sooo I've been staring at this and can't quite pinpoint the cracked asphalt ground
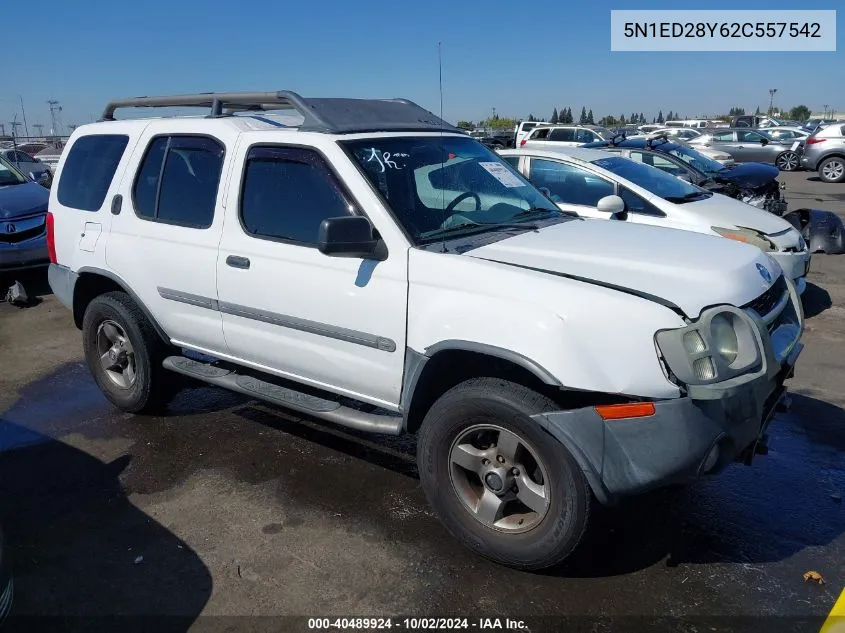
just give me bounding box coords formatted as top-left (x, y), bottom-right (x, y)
top-left (1, 172), bottom-right (843, 633)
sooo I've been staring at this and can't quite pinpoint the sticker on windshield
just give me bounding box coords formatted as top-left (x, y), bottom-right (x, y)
top-left (790, 141), bottom-right (800, 151)
top-left (478, 162), bottom-right (525, 188)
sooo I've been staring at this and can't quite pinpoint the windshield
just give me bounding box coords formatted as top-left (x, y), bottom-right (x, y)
top-left (665, 144), bottom-right (725, 178)
top-left (0, 154), bottom-right (27, 186)
top-left (342, 136), bottom-right (563, 244)
top-left (590, 155), bottom-right (711, 202)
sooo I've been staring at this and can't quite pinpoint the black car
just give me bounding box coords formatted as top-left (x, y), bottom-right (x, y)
top-left (582, 135), bottom-right (845, 254)
top-left (582, 135), bottom-right (788, 215)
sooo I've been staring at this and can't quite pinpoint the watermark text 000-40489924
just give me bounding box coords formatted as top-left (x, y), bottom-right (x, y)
top-left (610, 10), bottom-right (836, 51)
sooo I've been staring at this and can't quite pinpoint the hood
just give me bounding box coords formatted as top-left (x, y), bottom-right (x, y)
top-left (715, 163), bottom-right (779, 189)
top-left (683, 193), bottom-right (794, 235)
top-left (465, 220), bottom-right (781, 318)
top-left (0, 182), bottom-right (49, 219)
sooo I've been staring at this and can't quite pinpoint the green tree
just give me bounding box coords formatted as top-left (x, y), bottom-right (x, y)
top-left (456, 120), bottom-right (474, 130)
top-left (579, 106), bottom-right (587, 124)
top-left (728, 107), bottom-right (746, 117)
top-left (789, 105), bottom-right (811, 121)
top-left (755, 105), bottom-right (761, 115)
top-left (564, 107), bottom-right (573, 123)
top-left (587, 109), bottom-right (594, 124)
top-left (619, 114), bottom-right (626, 125)
top-left (657, 110), bottom-right (664, 123)
top-left (480, 116), bottom-right (518, 130)
top-left (551, 108), bottom-right (559, 124)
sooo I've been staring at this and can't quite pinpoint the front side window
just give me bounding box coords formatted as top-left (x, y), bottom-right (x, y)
top-left (591, 156), bottom-right (711, 203)
top-left (342, 136), bottom-right (562, 244)
top-left (711, 131), bottom-right (734, 142)
top-left (574, 129), bottom-right (596, 143)
top-left (529, 158), bottom-right (614, 206)
top-left (57, 134), bottom-right (129, 211)
top-left (737, 130), bottom-right (765, 143)
top-left (240, 146), bottom-right (353, 244)
top-left (132, 135), bottom-right (224, 228)
top-left (619, 187), bottom-right (665, 216)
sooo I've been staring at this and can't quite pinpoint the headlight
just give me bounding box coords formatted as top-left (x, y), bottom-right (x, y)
top-left (710, 314), bottom-right (738, 364)
top-left (712, 226), bottom-right (777, 252)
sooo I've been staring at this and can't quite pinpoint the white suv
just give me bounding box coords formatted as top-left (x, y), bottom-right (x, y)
top-left (47, 91), bottom-right (804, 570)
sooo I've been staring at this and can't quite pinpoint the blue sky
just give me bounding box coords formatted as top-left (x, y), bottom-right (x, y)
top-left (3, 0), bottom-right (842, 134)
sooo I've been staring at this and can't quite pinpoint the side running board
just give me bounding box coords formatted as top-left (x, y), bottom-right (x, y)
top-left (163, 356), bottom-right (403, 435)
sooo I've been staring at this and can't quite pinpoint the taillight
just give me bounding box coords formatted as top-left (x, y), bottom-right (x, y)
top-left (46, 211), bottom-right (57, 263)
top-left (806, 137), bottom-right (827, 145)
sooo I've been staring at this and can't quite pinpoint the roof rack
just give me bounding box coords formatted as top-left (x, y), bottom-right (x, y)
top-left (100, 90), bottom-right (460, 135)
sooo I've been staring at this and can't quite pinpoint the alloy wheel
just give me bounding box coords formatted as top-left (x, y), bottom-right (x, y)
top-left (96, 320), bottom-right (137, 389)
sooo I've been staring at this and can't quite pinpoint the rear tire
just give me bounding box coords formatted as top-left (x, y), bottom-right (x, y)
top-left (82, 291), bottom-right (177, 414)
top-left (775, 151), bottom-right (799, 171)
top-left (819, 157), bottom-right (845, 183)
top-left (416, 378), bottom-right (591, 570)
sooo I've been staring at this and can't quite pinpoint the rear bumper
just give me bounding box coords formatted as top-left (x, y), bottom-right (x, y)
top-left (533, 343), bottom-right (801, 503)
top-left (0, 239), bottom-right (48, 270)
top-left (48, 263), bottom-right (78, 310)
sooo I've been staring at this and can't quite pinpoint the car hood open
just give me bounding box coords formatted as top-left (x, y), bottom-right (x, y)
top-left (465, 219), bottom-right (780, 318)
top-left (714, 163), bottom-right (780, 189)
top-left (0, 182), bottom-right (49, 219)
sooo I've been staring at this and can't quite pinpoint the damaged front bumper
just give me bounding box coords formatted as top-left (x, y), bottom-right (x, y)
top-left (532, 277), bottom-right (804, 505)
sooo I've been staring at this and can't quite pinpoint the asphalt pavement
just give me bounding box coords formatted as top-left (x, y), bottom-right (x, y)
top-left (0, 171), bottom-right (844, 633)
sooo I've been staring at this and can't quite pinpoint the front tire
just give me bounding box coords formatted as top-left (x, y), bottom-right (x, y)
top-left (416, 378), bottom-right (591, 570)
top-left (819, 157), bottom-right (845, 183)
top-left (82, 291), bottom-right (175, 414)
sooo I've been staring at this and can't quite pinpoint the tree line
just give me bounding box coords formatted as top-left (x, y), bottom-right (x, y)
top-left (455, 104), bottom-right (814, 132)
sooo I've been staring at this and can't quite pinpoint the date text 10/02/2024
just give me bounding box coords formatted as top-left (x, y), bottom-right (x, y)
top-left (307, 618), bottom-right (528, 630)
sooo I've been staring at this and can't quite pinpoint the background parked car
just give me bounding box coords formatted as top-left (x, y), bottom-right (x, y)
top-left (582, 136), bottom-right (788, 215)
top-left (0, 154), bottom-right (51, 271)
top-left (521, 124), bottom-right (612, 147)
top-left (0, 148), bottom-right (52, 183)
top-left (689, 128), bottom-right (801, 171)
top-left (514, 120), bottom-right (550, 147)
top-left (800, 122), bottom-right (845, 183)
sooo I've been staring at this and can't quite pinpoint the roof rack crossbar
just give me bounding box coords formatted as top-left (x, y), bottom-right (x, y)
top-left (99, 91), bottom-right (459, 135)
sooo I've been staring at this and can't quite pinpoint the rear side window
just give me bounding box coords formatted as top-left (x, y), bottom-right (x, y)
top-left (132, 135), bottom-right (224, 228)
top-left (711, 131), bottom-right (734, 142)
top-left (240, 146), bottom-right (353, 245)
top-left (57, 135), bottom-right (129, 211)
top-left (549, 128), bottom-right (575, 142)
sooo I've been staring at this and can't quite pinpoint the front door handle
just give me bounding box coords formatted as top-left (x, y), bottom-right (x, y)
top-left (226, 255), bottom-right (250, 269)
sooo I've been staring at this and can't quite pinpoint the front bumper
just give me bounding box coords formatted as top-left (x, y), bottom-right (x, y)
top-left (0, 239), bottom-right (49, 271)
top-left (769, 250), bottom-right (810, 295)
top-left (533, 278), bottom-right (804, 504)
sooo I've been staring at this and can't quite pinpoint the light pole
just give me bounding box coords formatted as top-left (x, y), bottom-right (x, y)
top-left (823, 104), bottom-right (829, 118)
top-left (768, 89), bottom-right (777, 115)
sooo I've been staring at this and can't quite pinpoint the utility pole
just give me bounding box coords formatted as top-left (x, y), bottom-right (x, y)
top-left (47, 99), bottom-right (63, 136)
top-left (33, 123), bottom-right (44, 137)
top-left (824, 104), bottom-right (829, 118)
top-left (0, 123), bottom-right (5, 136)
top-left (19, 95), bottom-right (30, 138)
top-left (768, 89), bottom-right (777, 115)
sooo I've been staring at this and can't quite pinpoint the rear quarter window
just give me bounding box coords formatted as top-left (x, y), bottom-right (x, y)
top-left (57, 135), bottom-right (129, 211)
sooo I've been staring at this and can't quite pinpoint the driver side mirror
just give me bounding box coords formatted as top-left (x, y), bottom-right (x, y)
top-left (760, 137), bottom-right (769, 145)
top-left (317, 216), bottom-right (387, 261)
top-left (30, 171), bottom-right (50, 187)
top-left (596, 195), bottom-right (627, 219)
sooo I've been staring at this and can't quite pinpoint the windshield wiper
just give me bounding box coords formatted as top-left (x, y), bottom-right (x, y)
top-left (665, 191), bottom-right (710, 203)
top-left (422, 220), bottom-right (539, 241)
top-left (513, 206), bottom-right (576, 219)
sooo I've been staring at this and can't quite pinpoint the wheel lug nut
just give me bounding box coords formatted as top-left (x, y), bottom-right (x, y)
top-left (511, 467), bottom-right (519, 476)
top-left (481, 458), bottom-right (490, 466)
top-left (496, 455), bottom-right (505, 464)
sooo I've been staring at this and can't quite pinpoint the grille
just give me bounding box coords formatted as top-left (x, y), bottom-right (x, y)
top-left (742, 275), bottom-right (787, 318)
top-left (0, 215), bottom-right (46, 244)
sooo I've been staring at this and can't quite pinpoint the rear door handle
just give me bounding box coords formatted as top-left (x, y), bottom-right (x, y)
top-left (226, 255), bottom-right (250, 269)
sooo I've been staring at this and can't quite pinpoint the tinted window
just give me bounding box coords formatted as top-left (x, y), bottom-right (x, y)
top-left (591, 156), bottom-right (709, 203)
top-left (57, 135), bottom-right (129, 211)
top-left (737, 130), bottom-right (765, 142)
top-left (241, 146), bottom-right (352, 244)
top-left (132, 136), bottom-right (224, 228)
top-left (619, 187), bottom-right (665, 216)
top-left (530, 128), bottom-right (551, 140)
top-left (549, 128), bottom-right (575, 142)
top-left (629, 151), bottom-right (686, 176)
top-left (529, 158), bottom-right (614, 206)
top-left (501, 155), bottom-right (520, 169)
top-left (711, 131), bottom-right (734, 142)
top-left (574, 129), bottom-right (596, 143)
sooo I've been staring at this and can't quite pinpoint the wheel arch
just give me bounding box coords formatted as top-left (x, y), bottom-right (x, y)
top-left (73, 267), bottom-right (170, 344)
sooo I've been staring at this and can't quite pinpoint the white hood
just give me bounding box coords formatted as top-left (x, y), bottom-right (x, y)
top-left (687, 193), bottom-right (798, 237)
top-left (465, 219), bottom-right (781, 317)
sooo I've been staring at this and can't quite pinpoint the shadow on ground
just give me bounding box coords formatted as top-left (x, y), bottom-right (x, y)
top-left (0, 420), bottom-right (212, 632)
top-left (802, 282), bottom-right (833, 318)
